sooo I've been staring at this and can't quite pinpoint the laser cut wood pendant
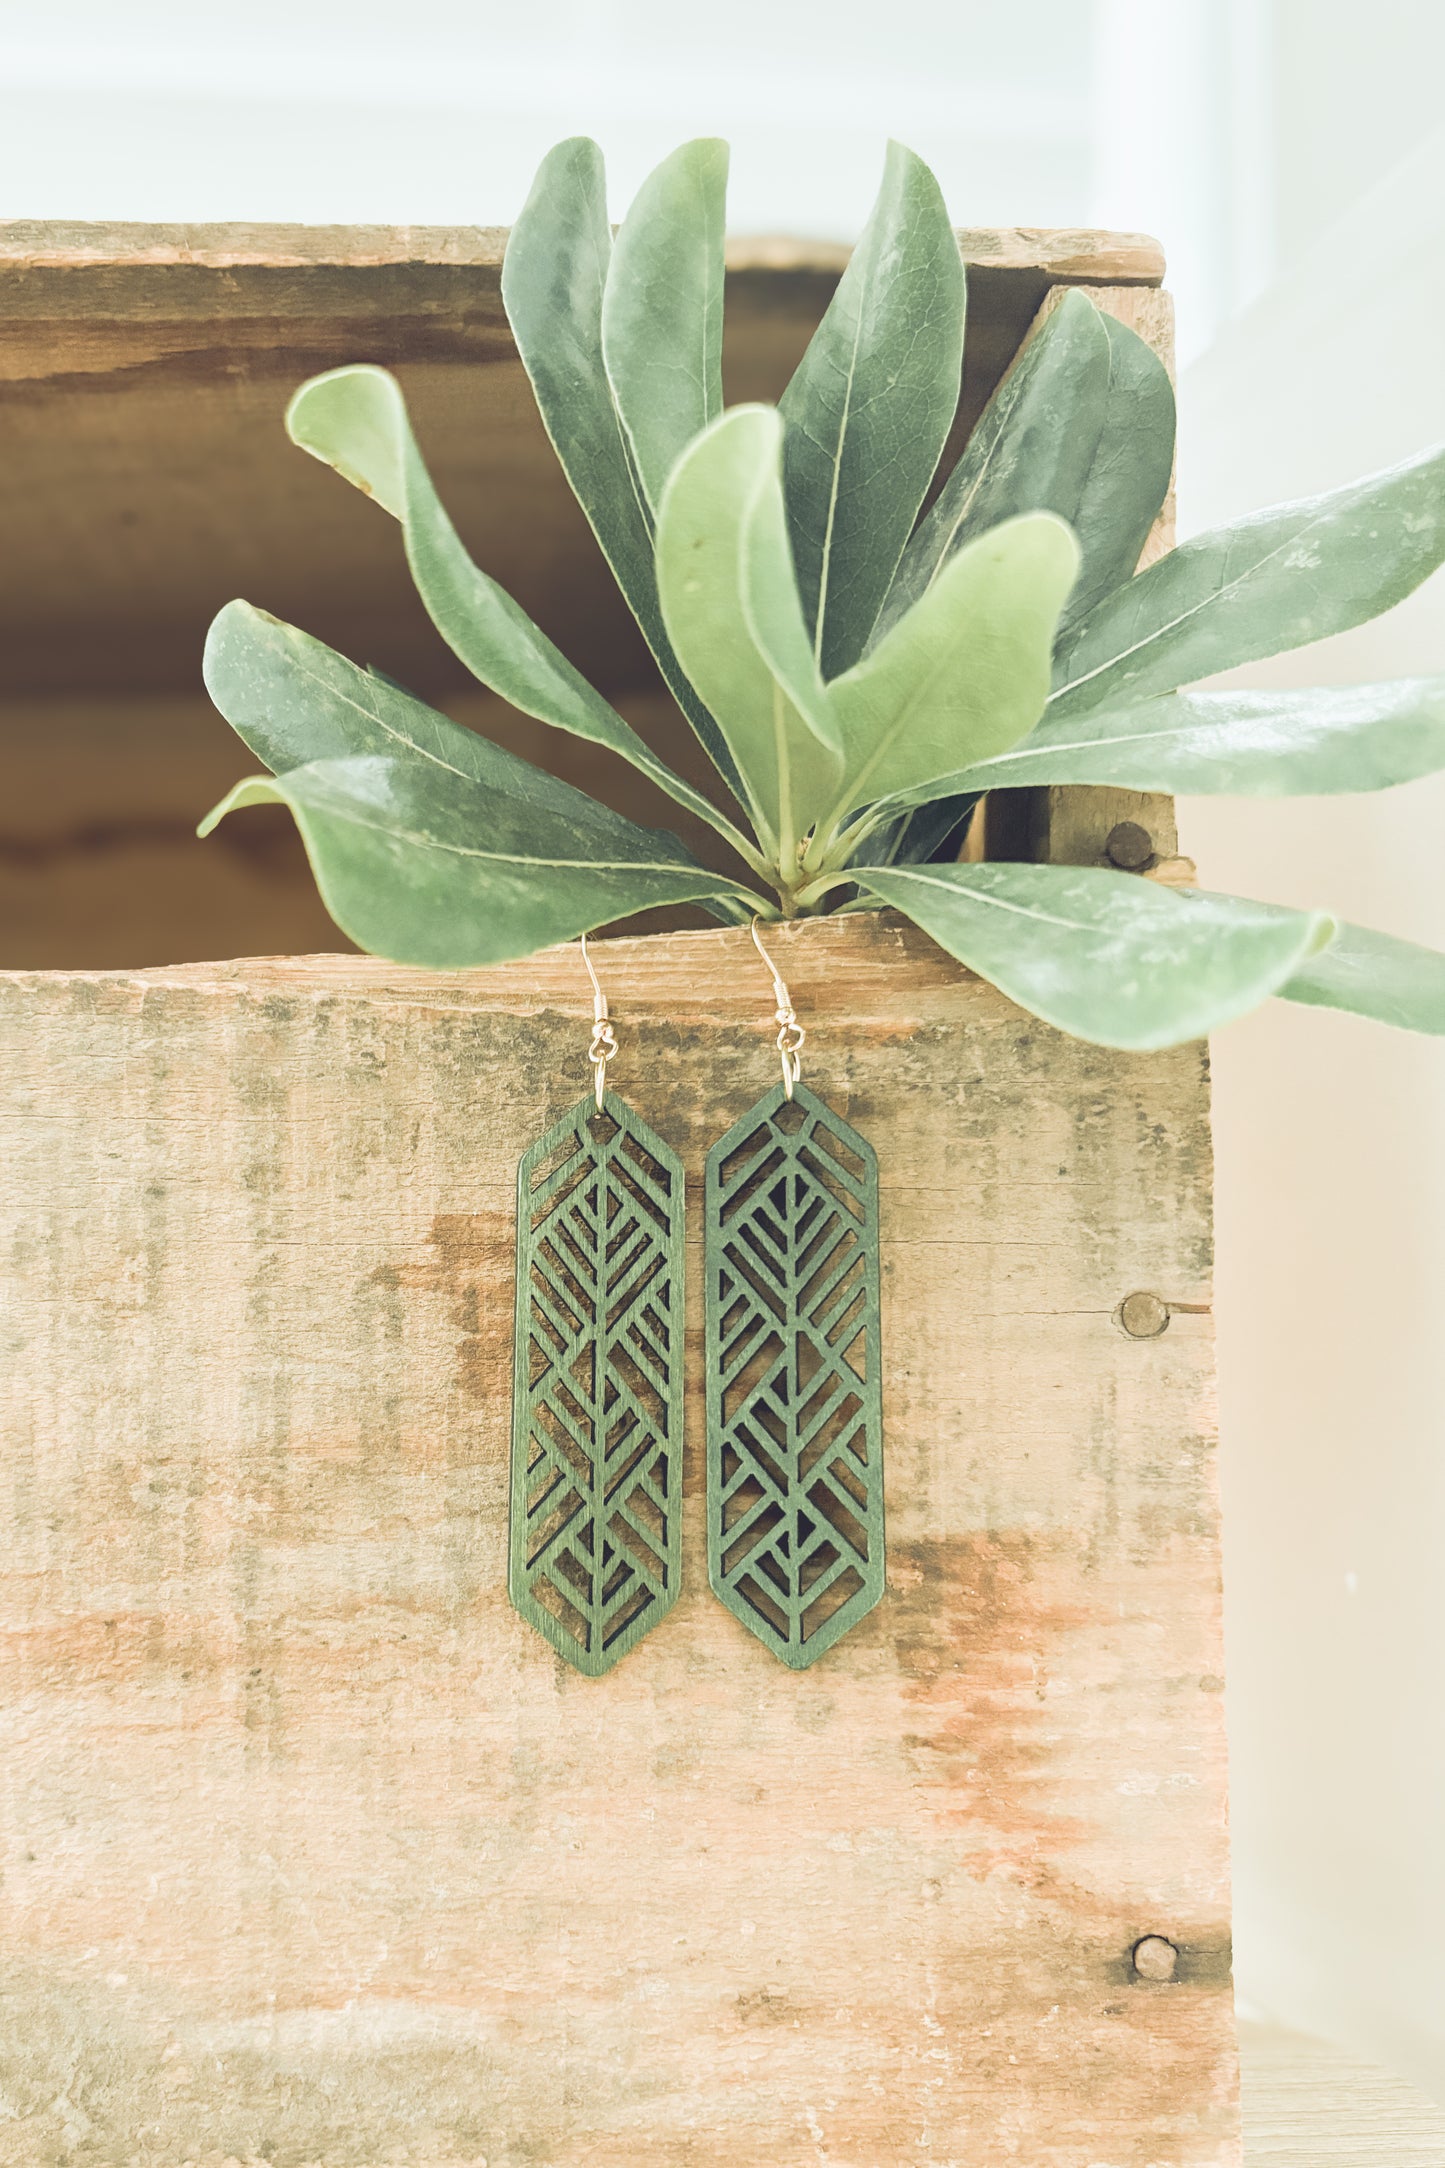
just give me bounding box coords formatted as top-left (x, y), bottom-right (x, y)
top-left (705, 1080), bottom-right (885, 1668)
top-left (510, 1091), bottom-right (685, 1676)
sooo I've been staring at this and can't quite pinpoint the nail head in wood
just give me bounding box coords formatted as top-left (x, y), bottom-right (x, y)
top-left (1105, 820), bottom-right (1156, 871)
top-left (1132, 1935), bottom-right (1179, 1982)
top-left (1119, 1291), bottom-right (1170, 1339)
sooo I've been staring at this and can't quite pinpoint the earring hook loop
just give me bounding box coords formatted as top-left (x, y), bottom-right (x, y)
top-left (749, 919), bottom-right (804, 1099)
top-left (580, 931), bottom-right (618, 1113)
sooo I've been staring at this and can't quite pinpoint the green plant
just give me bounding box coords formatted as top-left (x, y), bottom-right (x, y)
top-left (201, 137), bottom-right (1445, 1051)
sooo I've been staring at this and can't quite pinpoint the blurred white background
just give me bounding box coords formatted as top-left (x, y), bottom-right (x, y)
top-left (3, 0), bottom-right (1442, 2100)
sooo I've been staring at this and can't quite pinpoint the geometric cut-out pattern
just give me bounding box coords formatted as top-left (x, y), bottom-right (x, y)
top-left (704, 1080), bottom-right (884, 1668)
top-left (510, 1092), bottom-right (685, 1676)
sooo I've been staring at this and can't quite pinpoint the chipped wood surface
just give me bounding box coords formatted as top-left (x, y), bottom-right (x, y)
top-left (0, 913), bottom-right (1235, 2165)
top-left (0, 220), bottom-right (1164, 284)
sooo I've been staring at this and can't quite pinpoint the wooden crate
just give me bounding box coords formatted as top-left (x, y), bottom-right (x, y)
top-left (0, 919), bottom-right (1232, 2167)
top-left (0, 224), bottom-right (1234, 2165)
top-left (0, 221), bottom-right (1173, 968)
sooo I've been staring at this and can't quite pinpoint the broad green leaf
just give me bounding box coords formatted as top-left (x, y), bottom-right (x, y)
top-left (819, 513), bottom-right (1079, 833)
top-left (854, 862), bottom-right (1333, 1050)
top-left (875, 290), bottom-right (1111, 640)
top-left (907, 676), bottom-right (1445, 801)
top-left (204, 600), bottom-right (649, 830)
top-left (200, 755), bottom-right (761, 968)
top-left (601, 138), bottom-right (727, 511)
top-left (1052, 441), bottom-right (1445, 721)
top-left (501, 137), bottom-right (743, 794)
top-left (656, 407), bottom-right (841, 853)
top-left (779, 140), bottom-right (966, 679)
top-left (904, 795), bottom-right (983, 862)
top-left (857, 791), bottom-right (983, 870)
top-left (285, 366), bottom-right (757, 863)
top-left (1057, 309), bottom-right (1176, 628)
top-left (1281, 920), bottom-right (1445, 1033)
top-left (202, 600), bottom-right (755, 930)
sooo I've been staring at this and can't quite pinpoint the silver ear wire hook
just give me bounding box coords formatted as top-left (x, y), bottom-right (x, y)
top-left (749, 919), bottom-right (804, 1099)
top-left (580, 932), bottom-right (618, 1112)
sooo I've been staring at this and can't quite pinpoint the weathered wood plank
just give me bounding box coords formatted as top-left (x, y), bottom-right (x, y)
top-left (0, 913), bottom-right (1234, 2165)
top-left (0, 221), bottom-right (1164, 286)
top-left (0, 687), bottom-right (731, 971)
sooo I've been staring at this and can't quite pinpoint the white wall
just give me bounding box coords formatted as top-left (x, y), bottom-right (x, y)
top-left (1181, 121), bottom-right (1445, 2099)
top-left (1090, 0), bottom-right (1276, 362)
top-left (0, 3), bottom-right (1093, 234)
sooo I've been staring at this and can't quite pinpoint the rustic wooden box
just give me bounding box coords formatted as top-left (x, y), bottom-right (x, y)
top-left (0, 225), bottom-right (1235, 2166)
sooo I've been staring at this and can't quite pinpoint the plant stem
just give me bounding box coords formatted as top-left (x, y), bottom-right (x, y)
top-left (794, 800), bottom-right (887, 887)
top-left (789, 868), bottom-right (861, 912)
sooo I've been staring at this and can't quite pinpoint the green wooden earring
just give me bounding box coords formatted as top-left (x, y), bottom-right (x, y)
top-left (704, 926), bottom-right (885, 1669)
top-left (509, 937), bottom-right (685, 1676)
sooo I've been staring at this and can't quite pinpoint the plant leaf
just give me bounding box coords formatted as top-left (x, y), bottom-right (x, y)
top-left (601, 138), bottom-right (728, 511)
top-left (203, 601), bottom-right (753, 931)
top-left (873, 793), bottom-right (983, 865)
top-left (874, 289), bottom-right (1111, 641)
top-left (1051, 441), bottom-right (1445, 722)
top-left (285, 365), bottom-right (757, 862)
top-left (200, 755), bottom-right (761, 968)
top-left (656, 406), bottom-right (841, 852)
top-left (204, 599), bottom-right (645, 822)
top-left (908, 676), bottom-right (1445, 801)
top-left (853, 861), bottom-right (1333, 1050)
top-left (821, 513), bottom-right (1079, 828)
top-left (779, 139), bottom-right (966, 680)
top-left (1057, 307), bottom-right (1176, 627)
top-left (1281, 920), bottom-right (1445, 1033)
top-left (501, 136), bottom-right (744, 795)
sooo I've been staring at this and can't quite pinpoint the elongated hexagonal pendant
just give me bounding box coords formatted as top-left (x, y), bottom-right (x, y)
top-left (510, 1092), bottom-right (685, 1676)
top-left (705, 1080), bottom-right (885, 1668)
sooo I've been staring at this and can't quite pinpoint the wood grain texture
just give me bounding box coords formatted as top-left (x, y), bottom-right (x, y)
top-left (0, 687), bottom-right (732, 972)
top-left (0, 220), bottom-right (1165, 284)
top-left (1240, 2025), bottom-right (1445, 2164)
top-left (0, 913), bottom-right (1235, 2165)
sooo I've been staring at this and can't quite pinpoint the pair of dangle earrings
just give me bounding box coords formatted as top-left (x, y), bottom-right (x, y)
top-left (509, 925), bottom-right (884, 1678)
